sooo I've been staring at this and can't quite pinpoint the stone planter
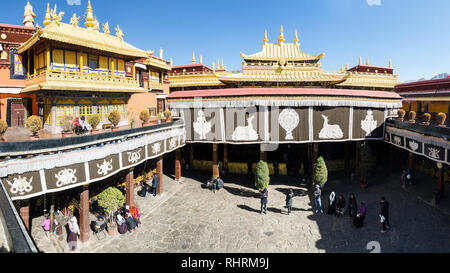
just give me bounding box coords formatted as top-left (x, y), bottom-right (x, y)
top-left (149, 120), bottom-right (158, 125)
top-left (29, 135), bottom-right (40, 140)
top-left (61, 132), bottom-right (73, 138)
top-left (107, 224), bottom-right (118, 236)
top-left (165, 118), bottom-right (173, 122)
top-left (90, 129), bottom-right (100, 135)
top-left (111, 127), bottom-right (120, 132)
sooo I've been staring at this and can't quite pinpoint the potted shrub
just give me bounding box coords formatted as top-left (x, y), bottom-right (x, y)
top-left (408, 111), bottom-right (416, 123)
top-left (108, 110), bottom-right (121, 132)
top-left (312, 156), bottom-right (328, 189)
top-left (422, 113), bottom-right (431, 125)
top-left (87, 114), bottom-right (100, 134)
top-left (359, 142), bottom-right (376, 188)
top-left (25, 115), bottom-right (43, 140)
top-left (0, 120), bottom-right (8, 142)
top-left (437, 112), bottom-right (447, 127)
top-left (60, 116), bottom-right (74, 138)
top-left (157, 112), bottom-right (164, 124)
top-left (96, 187), bottom-right (125, 236)
top-left (164, 109), bottom-right (172, 122)
top-left (397, 109), bottom-right (405, 121)
top-left (255, 160), bottom-right (270, 191)
top-left (139, 109), bottom-right (150, 127)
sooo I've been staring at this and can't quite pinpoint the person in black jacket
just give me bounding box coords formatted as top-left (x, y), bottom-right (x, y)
top-left (285, 189), bottom-right (294, 215)
top-left (336, 194), bottom-right (346, 217)
top-left (380, 197), bottom-right (390, 232)
top-left (152, 173), bottom-right (159, 197)
top-left (260, 188), bottom-right (268, 214)
top-left (348, 193), bottom-right (358, 219)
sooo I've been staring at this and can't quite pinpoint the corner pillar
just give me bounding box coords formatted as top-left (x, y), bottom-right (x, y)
top-left (126, 168), bottom-right (135, 207)
top-left (212, 144), bottom-right (219, 178)
top-left (19, 201), bottom-right (30, 231)
top-left (175, 149), bottom-right (181, 181)
top-left (79, 185), bottom-right (90, 242)
top-left (157, 157), bottom-right (163, 194)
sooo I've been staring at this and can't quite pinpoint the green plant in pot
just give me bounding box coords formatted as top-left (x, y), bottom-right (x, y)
top-left (164, 109), bottom-right (172, 121)
top-left (108, 110), bottom-right (121, 131)
top-left (437, 112), bottom-right (447, 127)
top-left (408, 111), bottom-right (416, 123)
top-left (397, 109), bottom-right (405, 121)
top-left (312, 156), bottom-right (328, 188)
top-left (422, 113), bottom-right (431, 125)
top-left (359, 142), bottom-right (376, 188)
top-left (157, 112), bottom-right (164, 124)
top-left (61, 116), bottom-right (74, 138)
top-left (97, 187), bottom-right (125, 235)
top-left (0, 120), bottom-right (8, 142)
top-left (139, 109), bottom-right (150, 126)
top-left (255, 160), bottom-right (270, 191)
top-left (87, 114), bottom-right (100, 134)
top-left (25, 115), bottom-right (43, 140)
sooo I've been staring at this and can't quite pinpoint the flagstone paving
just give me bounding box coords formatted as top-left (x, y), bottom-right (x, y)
top-left (71, 169), bottom-right (450, 253)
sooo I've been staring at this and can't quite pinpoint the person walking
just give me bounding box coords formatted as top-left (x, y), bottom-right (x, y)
top-left (353, 202), bottom-right (366, 228)
top-left (67, 216), bottom-right (79, 251)
top-left (260, 188), bottom-right (268, 214)
top-left (314, 185), bottom-right (323, 214)
top-left (348, 193), bottom-right (358, 219)
top-left (152, 173), bottom-right (159, 197)
top-left (285, 189), bottom-right (294, 215)
top-left (380, 196), bottom-right (390, 232)
top-left (336, 194), bottom-right (346, 217)
top-left (327, 192), bottom-right (336, 215)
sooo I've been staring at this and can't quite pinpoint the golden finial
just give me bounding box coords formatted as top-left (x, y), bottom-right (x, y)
top-left (389, 59), bottom-right (392, 68)
top-left (50, 4), bottom-right (64, 25)
top-left (23, 1), bottom-right (36, 27)
top-left (159, 48), bottom-right (163, 59)
top-left (115, 25), bottom-right (124, 41)
top-left (43, 3), bottom-right (51, 26)
top-left (263, 30), bottom-right (268, 45)
top-left (217, 59), bottom-right (220, 69)
top-left (212, 62), bottom-right (215, 70)
top-left (199, 55), bottom-right (203, 64)
top-left (70, 13), bottom-right (80, 27)
top-left (221, 59), bottom-right (224, 69)
top-left (170, 58), bottom-right (173, 66)
top-left (93, 17), bottom-right (100, 31)
top-left (341, 64), bottom-right (344, 73)
top-left (359, 56), bottom-right (362, 65)
top-left (278, 24), bottom-right (285, 43)
top-left (192, 51), bottom-right (196, 64)
top-left (102, 21), bottom-right (110, 35)
top-left (345, 64), bottom-right (348, 70)
top-left (366, 56), bottom-right (370, 65)
top-left (294, 30), bottom-right (299, 45)
top-left (85, 0), bottom-right (96, 29)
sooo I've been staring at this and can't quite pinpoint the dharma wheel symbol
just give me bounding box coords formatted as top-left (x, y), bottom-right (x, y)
top-left (279, 108), bottom-right (299, 140)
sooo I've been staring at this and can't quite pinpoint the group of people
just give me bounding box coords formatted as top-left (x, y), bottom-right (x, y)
top-left (205, 177), bottom-right (224, 193)
top-left (314, 184), bottom-right (390, 232)
top-left (138, 173), bottom-right (159, 197)
top-left (114, 205), bottom-right (142, 234)
top-left (73, 116), bottom-right (90, 135)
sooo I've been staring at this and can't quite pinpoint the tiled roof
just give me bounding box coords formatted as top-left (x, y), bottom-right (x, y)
top-left (242, 42), bottom-right (321, 61)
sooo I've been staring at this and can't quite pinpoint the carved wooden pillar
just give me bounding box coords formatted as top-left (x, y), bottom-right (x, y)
top-left (79, 185), bottom-right (90, 242)
top-left (437, 163), bottom-right (443, 192)
top-left (50, 193), bottom-right (55, 231)
top-left (175, 149), bottom-right (181, 181)
top-left (355, 142), bottom-right (361, 177)
top-left (189, 144), bottom-right (194, 170)
top-left (19, 201), bottom-right (30, 231)
top-left (212, 144), bottom-right (219, 178)
top-left (126, 168), bottom-right (134, 207)
top-left (223, 144), bottom-right (228, 174)
top-left (156, 157), bottom-right (163, 194)
top-left (344, 142), bottom-right (350, 174)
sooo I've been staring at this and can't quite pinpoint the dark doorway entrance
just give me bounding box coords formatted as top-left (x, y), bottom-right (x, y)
top-left (7, 98), bottom-right (31, 127)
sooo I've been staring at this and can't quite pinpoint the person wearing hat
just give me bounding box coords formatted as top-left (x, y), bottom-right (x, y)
top-left (327, 192), bottom-right (336, 215)
top-left (314, 185), bottom-right (323, 214)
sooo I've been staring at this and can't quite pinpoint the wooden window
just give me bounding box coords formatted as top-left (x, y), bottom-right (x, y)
top-left (65, 50), bottom-right (77, 72)
top-left (88, 54), bottom-right (99, 71)
top-left (99, 56), bottom-right (108, 75)
top-left (44, 104), bottom-right (52, 125)
top-left (13, 54), bottom-right (24, 75)
top-left (79, 105), bottom-right (94, 120)
top-left (55, 105), bottom-right (75, 125)
top-left (52, 49), bottom-right (64, 70)
top-left (97, 104), bottom-right (110, 122)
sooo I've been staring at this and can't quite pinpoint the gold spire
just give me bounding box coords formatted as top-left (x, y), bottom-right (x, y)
top-left (43, 3), bottom-right (51, 26)
top-left (23, 1), bottom-right (36, 27)
top-left (85, 0), bottom-right (96, 29)
top-left (159, 48), bottom-right (163, 59)
top-left (278, 24), bottom-right (285, 43)
top-left (221, 59), bottom-right (224, 69)
top-left (217, 59), bottom-right (220, 69)
top-left (366, 56), bottom-right (370, 65)
top-left (263, 30), bottom-right (268, 45)
top-left (212, 62), bottom-right (215, 70)
top-left (199, 55), bottom-right (203, 64)
top-left (359, 56), bottom-right (362, 65)
top-left (170, 58), bottom-right (173, 66)
top-left (192, 51), bottom-right (196, 64)
top-left (345, 63), bottom-right (349, 70)
top-left (341, 64), bottom-right (344, 73)
top-left (389, 59), bottom-right (392, 68)
top-left (294, 30), bottom-right (299, 45)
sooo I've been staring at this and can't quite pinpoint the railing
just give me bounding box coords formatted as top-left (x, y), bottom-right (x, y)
top-left (386, 119), bottom-right (450, 140)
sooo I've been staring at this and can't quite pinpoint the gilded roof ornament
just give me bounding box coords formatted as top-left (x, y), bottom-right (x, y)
top-left (199, 55), bottom-right (203, 64)
top-left (43, 3), bottom-right (52, 26)
top-left (159, 48), bottom-right (163, 59)
top-left (23, 1), bottom-right (36, 27)
top-left (93, 17), bottom-right (100, 31)
top-left (85, 0), bottom-right (96, 29)
top-left (115, 25), bottom-right (124, 41)
top-left (263, 30), bottom-right (268, 45)
top-left (192, 51), bottom-right (196, 64)
top-left (70, 13), bottom-right (80, 27)
top-left (50, 4), bottom-right (64, 26)
top-left (103, 21), bottom-right (110, 35)
top-left (366, 56), bottom-right (370, 65)
top-left (294, 30), bottom-right (299, 46)
top-left (278, 25), bottom-right (285, 43)
top-left (359, 56), bottom-right (362, 65)
top-left (389, 59), bottom-right (392, 68)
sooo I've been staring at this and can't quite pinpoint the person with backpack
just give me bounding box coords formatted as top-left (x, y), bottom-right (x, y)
top-left (380, 197), bottom-right (390, 232)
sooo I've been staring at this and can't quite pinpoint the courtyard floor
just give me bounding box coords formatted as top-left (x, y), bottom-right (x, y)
top-left (56, 168), bottom-right (450, 253)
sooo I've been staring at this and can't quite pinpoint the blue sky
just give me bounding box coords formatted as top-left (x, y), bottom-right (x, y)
top-left (3, 0), bottom-right (449, 82)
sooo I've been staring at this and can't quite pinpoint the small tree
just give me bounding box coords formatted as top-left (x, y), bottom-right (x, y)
top-left (408, 111), bottom-right (416, 122)
top-left (97, 187), bottom-right (125, 226)
top-left (108, 110), bottom-right (121, 128)
top-left (359, 142), bottom-right (376, 185)
top-left (61, 116), bottom-right (74, 133)
top-left (164, 109), bottom-right (172, 120)
top-left (397, 109), bottom-right (405, 120)
top-left (255, 160), bottom-right (270, 190)
top-left (25, 115), bottom-right (43, 136)
top-left (423, 113), bottom-right (431, 124)
top-left (87, 114), bottom-right (100, 130)
top-left (0, 119), bottom-right (8, 139)
top-left (312, 156), bottom-right (328, 188)
top-left (437, 112), bottom-right (447, 126)
top-left (139, 109), bottom-right (150, 123)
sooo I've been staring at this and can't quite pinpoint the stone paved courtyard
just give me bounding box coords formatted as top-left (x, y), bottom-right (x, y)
top-left (69, 169), bottom-right (450, 253)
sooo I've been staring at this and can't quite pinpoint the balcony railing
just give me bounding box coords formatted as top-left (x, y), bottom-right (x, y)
top-left (386, 119), bottom-right (450, 140)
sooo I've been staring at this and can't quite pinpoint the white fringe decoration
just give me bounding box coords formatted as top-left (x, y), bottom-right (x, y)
top-left (386, 126), bottom-right (450, 149)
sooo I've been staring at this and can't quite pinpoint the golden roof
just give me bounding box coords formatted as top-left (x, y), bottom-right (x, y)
top-left (217, 71), bottom-right (346, 83)
top-left (241, 42), bottom-right (324, 62)
top-left (18, 21), bottom-right (147, 58)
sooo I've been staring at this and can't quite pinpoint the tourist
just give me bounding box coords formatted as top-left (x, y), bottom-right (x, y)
top-left (354, 202), bottom-right (366, 228)
top-left (130, 206), bottom-right (141, 227)
top-left (116, 214), bottom-right (128, 234)
top-left (139, 181), bottom-right (148, 197)
top-left (260, 188), bottom-right (268, 214)
top-left (212, 177), bottom-right (218, 193)
top-left (73, 117), bottom-right (83, 135)
top-left (80, 116), bottom-right (90, 133)
top-left (336, 194), bottom-right (346, 217)
top-left (314, 185), bottom-right (323, 214)
top-left (41, 213), bottom-right (58, 234)
top-left (327, 192), bottom-right (336, 215)
top-left (348, 193), bottom-right (358, 219)
top-left (125, 212), bottom-right (137, 232)
top-left (152, 173), bottom-right (159, 197)
top-left (380, 197), bottom-right (390, 232)
top-left (285, 189), bottom-right (294, 215)
top-left (67, 216), bottom-right (79, 251)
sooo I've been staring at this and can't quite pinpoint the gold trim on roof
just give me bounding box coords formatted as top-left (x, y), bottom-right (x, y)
top-left (241, 42), bottom-right (323, 62)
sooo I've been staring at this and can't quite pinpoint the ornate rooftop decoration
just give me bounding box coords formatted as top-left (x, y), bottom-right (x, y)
top-left (103, 21), bottom-right (110, 35)
top-left (70, 13), bottom-right (80, 27)
top-left (43, 3), bottom-right (52, 27)
top-left (93, 17), bottom-right (100, 32)
top-left (50, 4), bottom-right (64, 25)
top-left (115, 25), bottom-right (124, 41)
top-left (23, 1), bottom-right (36, 27)
top-left (84, 0), bottom-right (96, 29)
top-left (278, 25), bottom-right (285, 43)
